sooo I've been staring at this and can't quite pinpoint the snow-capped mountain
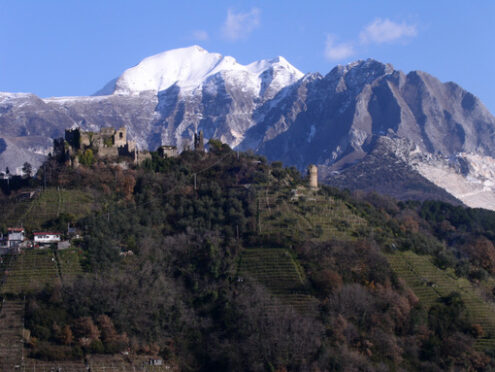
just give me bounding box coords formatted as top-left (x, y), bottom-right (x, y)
top-left (2, 46), bottom-right (495, 209)
top-left (0, 46), bottom-right (304, 171)
top-left (104, 45), bottom-right (303, 149)
top-left (112, 45), bottom-right (303, 97)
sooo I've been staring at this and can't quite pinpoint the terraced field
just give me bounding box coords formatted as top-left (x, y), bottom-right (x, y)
top-left (238, 248), bottom-right (318, 315)
top-left (246, 187), bottom-right (368, 315)
top-left (386, 250), bottom-right (495, 350)
top-left (386, 252), bottom-right (442, 308)
top-left (257, 188), bottom-right (366, 241)
top-left (1, 250), bottom-right (60, 295)
top-left (0, 198), bottom-right (33, 227)
top-left (302, 198), bottom-right (367, 240)
top-left (22, 188), bottom-right (96, 229)
top-left (24, 359), bottom-right (88, 371)
top-left (1, 248), bottom-right (85, 295)
top-left (0, 254), bottom-right (14, 287)
top-left (23, 356), bottom-right (176, 371)
top-left (0, 300), bottom-right (24, 371)
top-left (0, 187), bottom-right (97, 230)
top-left (57, 248), bottom-right (84, 282)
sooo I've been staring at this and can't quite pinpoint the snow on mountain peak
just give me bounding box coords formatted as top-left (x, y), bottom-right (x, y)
top-left (112, 45), bottom-right (303, 96)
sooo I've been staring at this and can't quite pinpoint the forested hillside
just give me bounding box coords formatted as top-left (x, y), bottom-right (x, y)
top-left (2, 141), bottom-right (495, 371)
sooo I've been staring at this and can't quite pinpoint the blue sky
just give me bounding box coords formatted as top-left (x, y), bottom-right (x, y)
top-left (1, 1), bottom-right (495, 113)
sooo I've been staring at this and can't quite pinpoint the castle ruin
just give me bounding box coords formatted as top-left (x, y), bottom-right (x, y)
top-left (57, 126), bottom-right (151, 165)
top-left (194, 130), bottom-right (204, 152)
top-left (157, 145), bottom-right (178, 158)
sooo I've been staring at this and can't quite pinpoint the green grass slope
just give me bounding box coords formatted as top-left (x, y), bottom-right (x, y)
top-left (0, 187), bottom-right (96, 231)
top-left (57, 248), bottom-right (84, 282)
top-left (1, 250), bottom-right (60, 295)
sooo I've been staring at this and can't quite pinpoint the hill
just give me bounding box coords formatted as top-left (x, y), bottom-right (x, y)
top-left (1, 145), bottom-right (495, 370)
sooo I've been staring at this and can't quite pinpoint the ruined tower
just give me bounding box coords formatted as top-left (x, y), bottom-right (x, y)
top-left (114, 127), bottom-right (127, 147)
top-left (194, 130), bottom-right (204, 152)
top-left (309, 164), bottom-right (318, 189)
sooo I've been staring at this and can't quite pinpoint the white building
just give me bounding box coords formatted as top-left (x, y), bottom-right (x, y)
top-left (7, 227), bottom-right (25, 247)
top-left (34, 232), bottom-right (62, 245)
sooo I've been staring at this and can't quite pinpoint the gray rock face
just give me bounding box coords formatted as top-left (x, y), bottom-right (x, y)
top-left (254, 60), bottom-right (495, 171)
top-left (1, 49), bottom-right (495, 206)
top-left (322, 135), bottom-right (463, 204)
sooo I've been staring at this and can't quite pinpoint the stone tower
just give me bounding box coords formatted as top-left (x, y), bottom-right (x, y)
top-left (114, 127), bottom-right (127, 147)
top-left (194, 130), bottom-right (204, 152)
top-left (309, 164), bottom-right (318, 189)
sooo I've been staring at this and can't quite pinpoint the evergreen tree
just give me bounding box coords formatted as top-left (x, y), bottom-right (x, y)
top-left (22, 162), bottom-right (32, 177)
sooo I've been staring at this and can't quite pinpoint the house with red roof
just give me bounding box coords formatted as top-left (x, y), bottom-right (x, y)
top-left (7, 227), bottom-right (25, 248)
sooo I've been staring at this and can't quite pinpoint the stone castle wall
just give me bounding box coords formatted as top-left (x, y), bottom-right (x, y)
top-left (80, 133), bottom-right (90, 147)
top-left (98, 147), bottom-right (119, 158)
top-left (136, 151), bottom-right (152, 164)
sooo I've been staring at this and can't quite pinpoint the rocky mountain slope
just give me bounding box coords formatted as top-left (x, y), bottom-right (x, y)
top-left (2, 46), bottom-right (495, 208)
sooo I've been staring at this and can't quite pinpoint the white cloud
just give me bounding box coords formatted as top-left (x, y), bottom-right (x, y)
top-left (360, 18), bottom-right (417, 44)
top-left (222, 8), bottom-right (260, 41)
top-left (324, 34), bottom-right (355, 61)
top-left (192, 30), bottom-right (209, 41)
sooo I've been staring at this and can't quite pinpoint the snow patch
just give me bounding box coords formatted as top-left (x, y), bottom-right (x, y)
top-left (0, 92), bottom-right (34, 104)
top-left (42, 96), bottom-right (112, 104)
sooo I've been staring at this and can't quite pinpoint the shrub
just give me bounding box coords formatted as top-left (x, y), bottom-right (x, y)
top-left (87, 339), bottom-right (105, 354)
top-left (31, 342), bottom-right (77, 361)
top-left (79, 149), bottom-right (94, 167)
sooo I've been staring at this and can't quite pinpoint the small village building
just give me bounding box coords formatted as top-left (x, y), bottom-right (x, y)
top-left (7, 227), bottom-right (25, 247)
top-left (34, 232), bottom-right (62, 246)
top-left (149, 358), bottom-right (163, 366)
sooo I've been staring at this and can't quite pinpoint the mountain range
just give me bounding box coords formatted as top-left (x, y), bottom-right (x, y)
top-left (2, 45), bottom-right (495, 209)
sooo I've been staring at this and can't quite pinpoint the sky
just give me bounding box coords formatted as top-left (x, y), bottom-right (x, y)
top-left (1, 0), bottom-right (495, 113)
